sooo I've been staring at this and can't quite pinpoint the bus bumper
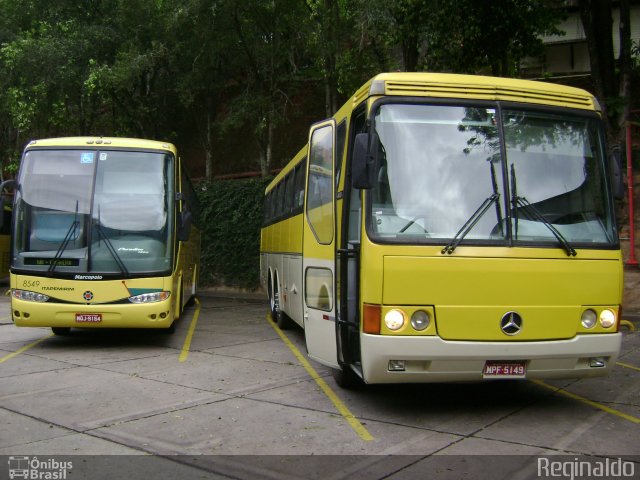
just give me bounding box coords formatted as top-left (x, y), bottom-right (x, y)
top-left (11, 298), bottom-right (175, 329)
top-left (360, 333), bottom-right (622, 384)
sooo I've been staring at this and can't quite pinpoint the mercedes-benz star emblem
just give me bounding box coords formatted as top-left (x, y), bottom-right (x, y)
top-left (500, 311), bottom-right (523, 335)
top-left (83, 291), bottom-right (94, 302)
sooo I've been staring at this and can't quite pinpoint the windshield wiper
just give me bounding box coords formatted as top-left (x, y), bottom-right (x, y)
top-left (510, 164), bottom-right (577, 257)
top-left (48, 221), bottom-right (80, 275)
top-left (48, 201), bottom-right (79, 275)
top-left (93, 206), bottom-right (130, 277)
top-left (441, 193), bottom-right (499, 255)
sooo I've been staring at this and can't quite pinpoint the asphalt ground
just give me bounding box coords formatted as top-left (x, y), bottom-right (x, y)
top-left (0, 279), bottom-right (639, 479)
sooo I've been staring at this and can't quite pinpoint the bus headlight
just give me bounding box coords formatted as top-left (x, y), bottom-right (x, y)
top-left (128, 291), bottom-right (171, 304)
top-left (410, 310), bottom-right (430, 331)
top-left (384, 309), bottom-right (405, 331)
top-left (581, 309), bottom-right (597, 329)
top-left (599, 309), bottom-right (616, 328)
top-left (12, 289), bottom-right (49, 303)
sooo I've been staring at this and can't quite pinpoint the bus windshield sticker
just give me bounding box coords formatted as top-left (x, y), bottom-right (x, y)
top-left (80, 152), bottom-right (95, 164)
top-left (99, 152), bottom-right (108, 161)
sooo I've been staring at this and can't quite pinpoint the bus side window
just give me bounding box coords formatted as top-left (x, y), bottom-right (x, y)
top-left (335, 120), bottom-right (346, 190)
top-left (284, 171), bottom-right (295, 216)
top-left (295, 159), bottom-right (306, 211)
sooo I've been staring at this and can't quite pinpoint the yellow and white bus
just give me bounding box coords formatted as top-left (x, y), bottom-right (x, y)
top-left (261, 72), bottom-right (623, 387)
top-left (8, 137), bottom-right (201, 335)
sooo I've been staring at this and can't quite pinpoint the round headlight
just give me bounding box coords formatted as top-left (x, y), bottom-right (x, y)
top-left (410, 310), bottom-right (430, 331)
top-left (384, 309), bottom-right (405, 331)
top-left (599, 309), bottom-right (616, 328)
top-left (581, 309), bottom-right (597, 329)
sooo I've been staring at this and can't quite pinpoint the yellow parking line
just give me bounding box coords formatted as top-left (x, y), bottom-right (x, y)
top-left (266, 315), bottom-right (374, 442)
top-left (533, 380), bottom-right (640, 424)
top-left (0, 334), bottom-right (53, 364)
top-left (617, 362), bottom-right (640, 372)
top-left (179, 298), bottom-right (201, 363)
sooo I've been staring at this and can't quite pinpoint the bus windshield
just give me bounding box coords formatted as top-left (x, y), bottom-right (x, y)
top-left (369, 103), bottom-right (616, 248)
top-left (13, 149), bottom-right (174, 276)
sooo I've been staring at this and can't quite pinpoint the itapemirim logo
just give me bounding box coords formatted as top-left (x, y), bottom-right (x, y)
top-left (8, 456), bottom-right (73, 480)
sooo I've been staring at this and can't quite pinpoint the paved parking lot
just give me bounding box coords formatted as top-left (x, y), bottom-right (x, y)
top-left (0, 289), bottom-right (639, 479)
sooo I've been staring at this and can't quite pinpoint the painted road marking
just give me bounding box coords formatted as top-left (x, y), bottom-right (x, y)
top-left (179, 298), bottom-right (201, 363)
top-left (533, 380), bottom-right (640, 424)
top-left (0, 334), bottom-right (53, 364)
top-left (266, 314), bottom-right (374, 442)
top-left (616, 361), bottom-right (640, 372)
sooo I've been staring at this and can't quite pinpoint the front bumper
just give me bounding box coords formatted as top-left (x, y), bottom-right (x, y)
top-left (12, 297), bottom-right (175, 329)
top-left (360, 333), bottom-right (622, 384)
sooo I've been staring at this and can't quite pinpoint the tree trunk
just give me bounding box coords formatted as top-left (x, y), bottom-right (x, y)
top-left (205, 111), bottom-right (213, 181)
top-left (617, 0), bottom-right (632, 147)
top-left (578, 0), bottom-right (617, 145)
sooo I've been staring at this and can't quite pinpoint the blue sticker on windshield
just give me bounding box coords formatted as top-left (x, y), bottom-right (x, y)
top-left (81, 152), bottom-right (95, 164)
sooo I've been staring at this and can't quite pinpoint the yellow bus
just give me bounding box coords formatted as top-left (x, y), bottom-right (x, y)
top-left (261, 72), bottom-right (623, 387)
top-left (8, 137), bottom-right (201, 335)
top-left (0, 204), bottom-right (12, 281)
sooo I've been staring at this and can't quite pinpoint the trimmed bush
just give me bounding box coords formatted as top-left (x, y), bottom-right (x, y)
top-left (197, 176), bottom-right (272, 290)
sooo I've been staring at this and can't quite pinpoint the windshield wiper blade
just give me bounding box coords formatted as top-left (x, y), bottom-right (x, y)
top-left (512, 196), bottom-right (577, 257)
top-left (441, 193), bottom-right (499, 255)
top-left (94, 222), bottom-right (130, 277)
top-left (509, 164), bottom-right (576, 257)
top-left (48, 201), bottom-right (79, 275)
top-left (48, 220), bottom-right (79, 275)
top-left (93, 206), bottom-right (130, 277)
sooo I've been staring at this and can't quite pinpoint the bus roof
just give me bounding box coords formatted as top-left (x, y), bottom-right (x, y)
top-left (349, 72), bottom-right (599, 112)
top-left (24, 137), bottom-right (177, 154)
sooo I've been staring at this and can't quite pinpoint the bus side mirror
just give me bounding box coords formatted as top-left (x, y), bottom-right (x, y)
top-left (177, 210), bottom-right (192, 241)
top-left (610, 146), bottom-right (624, 200)
top-left (352, 133), bottom-right (378, 190)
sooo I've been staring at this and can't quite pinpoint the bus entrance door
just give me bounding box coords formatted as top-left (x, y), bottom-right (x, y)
top-left (302, 120), bottom-right (339, 368)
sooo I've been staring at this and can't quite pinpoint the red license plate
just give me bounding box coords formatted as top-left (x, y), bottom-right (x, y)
top-left (75, 313), bottom-right (102, 323)
top-left (483, 361), bottom-right (527, 378)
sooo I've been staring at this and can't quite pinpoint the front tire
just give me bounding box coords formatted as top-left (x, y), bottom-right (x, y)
top-left (331, 366), bottom-right (363, 389)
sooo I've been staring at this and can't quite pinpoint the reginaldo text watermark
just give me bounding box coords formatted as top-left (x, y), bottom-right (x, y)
top-left (8, 456), bottom-right (73, 479)
top-left (538, 457), bottom-right (635, 479)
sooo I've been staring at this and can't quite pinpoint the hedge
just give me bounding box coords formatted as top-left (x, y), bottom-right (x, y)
top-left (196, 176), bottom-right (272, 290)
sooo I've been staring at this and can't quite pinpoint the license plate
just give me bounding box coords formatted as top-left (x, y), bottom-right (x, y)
top-left (483, 360), bottom-right (527, 378)
top-left (75, 313), bottom-right (102, 323)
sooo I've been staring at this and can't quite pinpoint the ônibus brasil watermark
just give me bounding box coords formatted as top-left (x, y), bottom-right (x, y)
top-left (538, 457), bottom-right (635, 479)
top-left (8, 456), bottom-right (72, 480)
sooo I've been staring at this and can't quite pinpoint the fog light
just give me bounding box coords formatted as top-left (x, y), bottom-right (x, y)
top-left (388, 360), bottom-right (406, 371)
top-left (581, 309), bottom-right (597, 329)
top-left (410, 310), bottom-right (430, 331)
top-left (590, 357), bottom-right (606, 368)
top-left (599, 309), bottom-right (616, 328)
top-left (384, 309), bottom-right (405, 331)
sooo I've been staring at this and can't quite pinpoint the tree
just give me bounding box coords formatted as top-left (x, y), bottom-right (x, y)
top-left (223, 0), bottom-right (311, 176)
top-left (578, 0), bottom-right (633, 149)
top-left (424, 0), bottom-right (563, 76)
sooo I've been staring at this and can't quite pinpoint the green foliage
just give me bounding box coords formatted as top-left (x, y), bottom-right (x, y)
top-left (197, 176), bottom-right (272, 289)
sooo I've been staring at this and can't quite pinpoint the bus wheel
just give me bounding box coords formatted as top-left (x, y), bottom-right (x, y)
top-left (51, 327), bottom-right (71, 336)
top-left (269, 280), bottom-right (279, 322)
top-left (332, 366), bottom-right (363, 389)
top-left (277, 310), bottom-right (294, 330)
